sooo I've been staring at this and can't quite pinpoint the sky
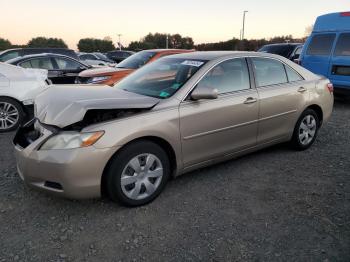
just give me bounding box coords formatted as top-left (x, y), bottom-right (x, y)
top-left (0, 0), bottom-right (348, 50)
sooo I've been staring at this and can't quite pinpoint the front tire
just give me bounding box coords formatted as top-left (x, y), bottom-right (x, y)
top-left (0, 98), bottom-right (24, 133)
top-left (106, 140), bottom-right (171, 206)
top-left (291, 109), bottom-right (320, 150)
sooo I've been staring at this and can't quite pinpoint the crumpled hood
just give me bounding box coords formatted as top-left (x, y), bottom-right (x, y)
top-left (35, 85), bottom-right (160, 128)
top-left (79, 66), bottom-right (132, 77)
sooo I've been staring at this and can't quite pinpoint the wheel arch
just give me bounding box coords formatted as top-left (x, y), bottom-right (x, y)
top-left (100, 135), bottom-right (178, 197)
top-left (0, 95), bottom-right (32, 116)
top-left (0, 95), bottom-right (24, 106)
top-left (306, 104), bottom-right (323, 126)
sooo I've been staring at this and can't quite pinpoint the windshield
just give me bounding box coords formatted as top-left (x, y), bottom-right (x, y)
top-left (259, 45), bottom-right (295, 58)
top-left (0, 50), bottom-right (20, 62)
top-left (95, 53), bottom-right (109, 60)
top-left (116, 51), bottom-right (156, 69)
top-left (115, 57), bottom-right (207, 99)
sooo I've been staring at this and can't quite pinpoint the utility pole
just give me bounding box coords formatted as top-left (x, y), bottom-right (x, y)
top-left (166, 35), bottom-right (169, 49)
top-left (242, 11), bottom-right (248, 40)
top-left (117, 34), bottom-right (122, 50)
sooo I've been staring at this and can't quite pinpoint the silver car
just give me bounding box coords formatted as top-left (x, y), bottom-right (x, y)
top-left (14, 52), bottom-right (334, 206)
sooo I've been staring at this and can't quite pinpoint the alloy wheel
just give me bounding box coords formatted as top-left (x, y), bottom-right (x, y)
top-left (0, 102), bottom-right (19, 130)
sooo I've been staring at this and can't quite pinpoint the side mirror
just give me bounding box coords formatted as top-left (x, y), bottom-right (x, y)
top-left (291, 54), bottom-right (300, 60)
top-left (191, 84), bottom-right (218, 101)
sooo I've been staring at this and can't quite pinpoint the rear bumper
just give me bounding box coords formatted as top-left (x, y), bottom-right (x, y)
top-left (13, 120), bottom-right (118, 199)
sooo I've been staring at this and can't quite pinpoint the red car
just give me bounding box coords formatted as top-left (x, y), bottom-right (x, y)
top-left (77, 49), bottom-right (194, 86)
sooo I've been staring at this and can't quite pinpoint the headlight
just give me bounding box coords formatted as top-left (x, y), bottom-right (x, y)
top-left (89, 76), bottom-right (111, 83)
top-left (40, 131), bottom-right (104, 150)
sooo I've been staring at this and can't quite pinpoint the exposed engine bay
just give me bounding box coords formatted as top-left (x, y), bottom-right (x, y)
top-left (63, 108), bottom-right (147, 131)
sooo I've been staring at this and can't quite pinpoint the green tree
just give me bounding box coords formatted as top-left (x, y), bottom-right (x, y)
top-left (128, 33), bottom-right (194, 50)
top-left (195, 35), bottom-right (304, 51)
top-left (128, 41), bottom-right (155, 51)
top-left (77, 38), bottom-right (115, 52)
top-left (27, 37), bottom-right (68, 48)
top-left (0, 38), bottom-right (12, 51)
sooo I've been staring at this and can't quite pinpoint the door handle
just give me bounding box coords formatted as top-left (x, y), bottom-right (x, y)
top-left (297, 87), bottom-right (307, 93)
top-left (244, 97), bottom-right (257, 104)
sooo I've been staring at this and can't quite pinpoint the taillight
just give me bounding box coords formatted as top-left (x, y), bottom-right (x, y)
top-left (327, 83), bottom-right (334, 93)
top-left (340, 12), bottom-right (350, 17)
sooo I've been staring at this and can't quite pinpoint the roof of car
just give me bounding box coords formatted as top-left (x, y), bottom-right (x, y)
top-left (107, 50), bottom-right (135, 53)
top-left (149, 49), bottom-right (192, 52)
top-left (164, 51), bottom-right (259, 60)
top-left (1, 48), bottom-right (73, 52)
top-left (7, 53), bottom-right (78, 63)
top-left (262, 43), bottom-right (303, 47)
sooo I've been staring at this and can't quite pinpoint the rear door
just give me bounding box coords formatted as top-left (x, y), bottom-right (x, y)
top-left (18, 57), bottom-right (59, 82)
top-left (251, 57), bottom-right (309, 144)
top-left (330, 32), bottom-right (350, 89)
top-left (302, 33), bottom-right (336, 77)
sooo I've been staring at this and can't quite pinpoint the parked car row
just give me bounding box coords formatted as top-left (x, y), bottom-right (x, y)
top-left (0, 49), bottom-right (194, 131)
top-left (77, 49), bottom-right (193, 85)
top-left (0, 47), bottom-right (134, 68)
top-left (7, 53), bottom-right (90, 84)
top-left (1, 49), bottom-right (193, 86)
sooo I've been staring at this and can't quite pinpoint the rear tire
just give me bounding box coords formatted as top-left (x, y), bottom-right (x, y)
top-left (106, 140), bottom-right (170, 206)
top-left (0, 98), bottom-right (24, 133)
top-left (290, 109), bottom-right (320, 150)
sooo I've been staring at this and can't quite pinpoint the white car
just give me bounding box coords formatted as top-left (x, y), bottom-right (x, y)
top-left (0, 62), bottom-right (50, 132)
top-left (78, 53), bottom-right (116, 67)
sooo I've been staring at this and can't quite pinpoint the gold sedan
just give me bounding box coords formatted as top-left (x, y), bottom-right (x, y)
top-left (14, 51), bottom-right (334, 206)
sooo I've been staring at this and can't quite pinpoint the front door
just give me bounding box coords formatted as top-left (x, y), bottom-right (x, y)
top-left (52, 57), bottom-right (86, 84)
top-left (179, 58), bottom-right (259, 168)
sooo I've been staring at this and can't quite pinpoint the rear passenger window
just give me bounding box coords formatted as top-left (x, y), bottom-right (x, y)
top-left (306, 34), bottom-right (336, 55)
top-left (19, 60), bottom-right (33, 68)
top-left (20, 58), bottom-right (54, 70)
top-left (198, 58), bottom-right (250, 94)
top-left (285, 65), bottom-right (303, 82)
top-left (54, 57), bottom-right (81, 70)
top-left (252, 58), bottom-right (288, 87)
top-left (334, 33), bottom-right (350, 56)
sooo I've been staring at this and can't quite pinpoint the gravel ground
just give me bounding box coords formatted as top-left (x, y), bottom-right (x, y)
top-left (0, 100), bottom-right (349, 262)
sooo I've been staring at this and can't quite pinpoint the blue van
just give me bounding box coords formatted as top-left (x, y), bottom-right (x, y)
top-left (300, 12), bottom-right (350, 96)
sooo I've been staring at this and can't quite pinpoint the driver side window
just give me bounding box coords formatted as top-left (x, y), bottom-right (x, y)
top-left (54, 57), bottom-right (82, 70)
top-left (197, 58), bottom-right (250, 94)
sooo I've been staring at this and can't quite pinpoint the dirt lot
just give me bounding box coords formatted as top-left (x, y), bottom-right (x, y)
top-left (0, 100), bottom-right (349, 262)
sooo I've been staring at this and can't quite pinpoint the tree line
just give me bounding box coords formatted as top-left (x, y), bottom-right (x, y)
top-left (0, 34), bottom-right (307, 53)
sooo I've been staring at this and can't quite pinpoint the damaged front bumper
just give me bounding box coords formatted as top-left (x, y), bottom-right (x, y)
top-left (13, 119), bottom-right (119, 199)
